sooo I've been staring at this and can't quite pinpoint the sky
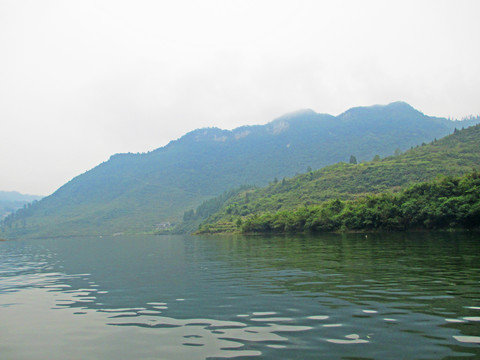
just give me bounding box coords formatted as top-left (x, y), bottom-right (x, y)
top-left (1, 0), bottom-right (479, 196)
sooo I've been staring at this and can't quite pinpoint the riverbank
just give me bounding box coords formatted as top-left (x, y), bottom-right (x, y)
top-left (197, 172), bottom-right (480, 235)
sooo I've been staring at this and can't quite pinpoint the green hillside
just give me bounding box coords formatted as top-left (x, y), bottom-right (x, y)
top-left (196, 124), bottom-right (480, 234)
top-left (2, 102), bottom-right (478, 238)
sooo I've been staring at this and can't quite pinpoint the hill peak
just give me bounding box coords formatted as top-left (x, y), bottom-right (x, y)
top-left (271, 108), bottom-right (317, 122)
top-left (337, 101), bottom-right (423, 120)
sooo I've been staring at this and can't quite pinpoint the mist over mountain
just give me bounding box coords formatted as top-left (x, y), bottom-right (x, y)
top-left (2, 101), bottom-right (478, 238)
top-left (0, 191), bottom-right (43, 220)
top-left (0, 191), bottom-right (42, 203)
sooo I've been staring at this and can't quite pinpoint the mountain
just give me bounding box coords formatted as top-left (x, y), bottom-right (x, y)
top-left (0, 191), bottom-right (43, 220)
top-left (195, 124), bottom-right (480, 234)
top-left (2, 102), bottom-right (478, 238)
top-left (0, 191), bottom-right (42, 203)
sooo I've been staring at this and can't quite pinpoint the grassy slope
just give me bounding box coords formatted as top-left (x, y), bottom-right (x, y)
top-left (197, 124), bottom-right (480, 233)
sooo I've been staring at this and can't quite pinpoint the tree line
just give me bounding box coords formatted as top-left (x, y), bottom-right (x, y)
top-left (199, 171), bottom-right (480, 234)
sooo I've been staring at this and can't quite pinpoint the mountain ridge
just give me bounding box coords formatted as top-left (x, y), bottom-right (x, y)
top-left (194, 123), bottom-right (480, 234)
top-left (2, 102), bottom-right (479, 238)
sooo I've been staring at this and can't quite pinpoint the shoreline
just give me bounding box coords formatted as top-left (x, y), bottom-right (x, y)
top-left (195, 227), bottom-right (480, 236)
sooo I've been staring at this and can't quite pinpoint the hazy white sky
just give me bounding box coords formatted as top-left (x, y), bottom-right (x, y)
top-left (1, 0), bottom-right (479, 195)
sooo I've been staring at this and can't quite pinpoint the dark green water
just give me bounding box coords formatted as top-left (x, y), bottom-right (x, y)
top-left (0, 232), bottom-right (479, 359)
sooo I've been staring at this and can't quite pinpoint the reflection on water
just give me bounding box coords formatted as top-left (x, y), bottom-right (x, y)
top-left (0, 232), bottom-right (479, 359)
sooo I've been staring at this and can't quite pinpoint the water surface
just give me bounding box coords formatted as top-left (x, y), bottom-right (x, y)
top-left (0, 232), bottom-right (479, 359)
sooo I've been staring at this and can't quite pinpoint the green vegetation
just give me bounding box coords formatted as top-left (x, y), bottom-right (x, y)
top-left (236, 172), bottom-right (480, 233)
top-left (2, 102), bottom-right (479, 238)
top-left (196, 124), bottom-right (480, 234)
top-left (160, 185), bottom-right (253, 234)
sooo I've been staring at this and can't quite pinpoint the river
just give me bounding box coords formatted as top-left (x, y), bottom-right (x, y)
top-left (0, 232), bottom-right (479, 359)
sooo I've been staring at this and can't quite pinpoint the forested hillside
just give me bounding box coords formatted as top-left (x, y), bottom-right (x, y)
top-left (0, 191), bottom-right (43, 220)
top-left (2, 102), bottom-right (478, 238)
top-left (195, 124), bottom-right (480, 234)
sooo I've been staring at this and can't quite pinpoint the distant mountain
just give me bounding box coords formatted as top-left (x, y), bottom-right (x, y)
top-left (0, 191), bottom-right (42, 202)
top-left (195, 123), bottom-right (480, 234)
top-left (2, 102), bottom-right (478, 238)
top-left (0, 191), bottom-right (43, 220)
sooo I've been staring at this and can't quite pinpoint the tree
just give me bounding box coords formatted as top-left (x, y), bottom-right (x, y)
top-left (235, 218), bottom-right (243, 227)
top-left (372, 154), bottom-right (381, 162)
top-left (349, 155), bottom-right (357, 164)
